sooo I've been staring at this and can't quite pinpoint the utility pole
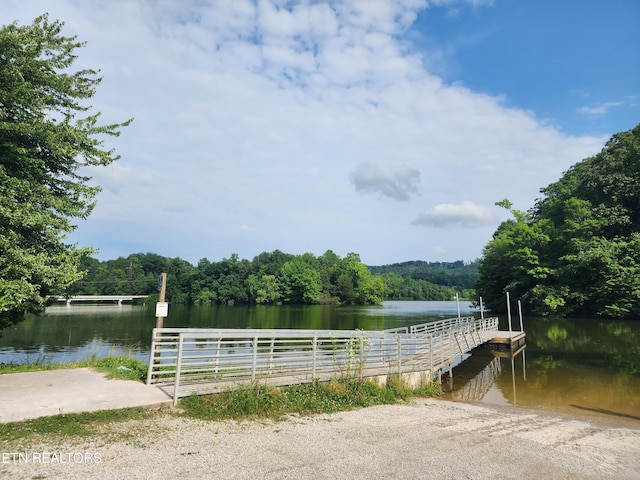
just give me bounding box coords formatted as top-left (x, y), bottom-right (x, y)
top-left (156, 272), bottom-right (167, 329)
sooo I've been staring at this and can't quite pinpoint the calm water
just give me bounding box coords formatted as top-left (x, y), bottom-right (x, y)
top-left (1, 301), bottom-right (638, 422)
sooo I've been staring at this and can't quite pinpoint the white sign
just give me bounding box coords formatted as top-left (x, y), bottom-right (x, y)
top-left (155, 302), bottom-right (169, 317)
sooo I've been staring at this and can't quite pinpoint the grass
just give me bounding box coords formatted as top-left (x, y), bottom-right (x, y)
top-left (0, 408), bottom-right (154, 445)
top-left (178, 375), bottom-right (442, 421)
top-left (0, 373), bottom-right (442, 448)
top-left (0, 355), bottom-right (148, 382)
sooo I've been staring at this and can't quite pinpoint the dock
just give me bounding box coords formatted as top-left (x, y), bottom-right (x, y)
top-left (54, 294), bottom-right (149, 305)
top-left (146, 316), bottom-right (526, 405)
top-left (485, 331), bottom-right (526, 352)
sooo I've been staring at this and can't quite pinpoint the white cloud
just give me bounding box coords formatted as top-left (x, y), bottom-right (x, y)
top-left (3, 0), bottom-right (608, 264)
top-left (412, 201), bottom-right (497, 228)
top-left (85, 163), bottom-right (155, 196)
top-left (576, 101), bottom-right (626, 117)
top-left (350, 162), bottom-right (421, 201)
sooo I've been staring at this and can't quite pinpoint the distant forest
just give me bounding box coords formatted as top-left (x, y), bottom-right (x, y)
top-left (64, 251), bottom-right (479, 305)
top-left (368, 260), bottom-right (479, 290)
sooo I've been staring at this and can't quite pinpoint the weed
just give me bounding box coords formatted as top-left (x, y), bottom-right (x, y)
top-left (0, 356), bottom-right (148, 382)
top-left (88, 357), bottom-right (147, 381)
top-left (0, 408), bottom-right (153, 448)
top-left (178, 376), bottom-right (440, 421)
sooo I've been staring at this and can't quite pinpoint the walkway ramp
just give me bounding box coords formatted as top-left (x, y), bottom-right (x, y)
top-left (147, 316), bottom-right (501, 405)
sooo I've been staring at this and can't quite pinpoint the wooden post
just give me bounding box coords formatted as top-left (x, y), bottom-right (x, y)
top-left (156, 272), bottom-right (167, 329)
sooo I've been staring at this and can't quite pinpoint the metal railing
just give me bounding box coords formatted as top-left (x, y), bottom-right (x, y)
top-left (146, 316), bottom-right (499, 405)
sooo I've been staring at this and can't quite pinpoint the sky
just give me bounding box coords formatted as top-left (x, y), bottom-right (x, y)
top-left (3, 0), bottom-right (639, 266)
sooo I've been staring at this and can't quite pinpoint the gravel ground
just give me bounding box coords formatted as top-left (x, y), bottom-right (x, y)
top-left (2, 398), bottom-right (639, 480)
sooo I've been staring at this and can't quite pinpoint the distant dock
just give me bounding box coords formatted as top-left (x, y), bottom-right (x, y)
top-left (54, 295), bottom-right (149, 306)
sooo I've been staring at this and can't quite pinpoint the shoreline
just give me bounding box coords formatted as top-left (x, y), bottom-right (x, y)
top-left (448, 397), bottom-right (640, 430)
top-left (440, 393), bottom-right (640, 429)
top-left (2, 397), bottom-right (639, 479)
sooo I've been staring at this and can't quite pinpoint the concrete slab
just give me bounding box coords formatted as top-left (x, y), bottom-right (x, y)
top-left (0, 368), bottom-right (172, 423)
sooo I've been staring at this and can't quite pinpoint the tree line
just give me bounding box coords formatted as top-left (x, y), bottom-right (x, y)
top-left (66, 251), bottom-right (473, 305)
top-left (476, 124), bottom-right (640, 319)
top-left (369, 260), bottom-right (478, 290)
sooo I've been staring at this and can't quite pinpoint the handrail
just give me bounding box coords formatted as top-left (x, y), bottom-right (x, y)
top-left (147, 316), bottom-right (500, 405)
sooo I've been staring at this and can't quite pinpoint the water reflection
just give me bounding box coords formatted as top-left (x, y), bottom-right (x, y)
top-left (443, 341), bottom-right (640, 422)
top-left (0, 301), bottom-right (478, 365)
top-left (1, 302), bottom-right (639, 422)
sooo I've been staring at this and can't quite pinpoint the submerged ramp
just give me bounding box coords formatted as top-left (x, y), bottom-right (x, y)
top-left (147, 316), bottom-right (500, 405)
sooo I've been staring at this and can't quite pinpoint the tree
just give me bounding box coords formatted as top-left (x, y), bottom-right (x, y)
top-left (0, 15), bottom-right (131, 329)
top-left (280, 256), bottom-right (322, 304)
top-left (247, 274), bottom-right (282, 304)
top-left (476, 124), bottom-right (640, 318)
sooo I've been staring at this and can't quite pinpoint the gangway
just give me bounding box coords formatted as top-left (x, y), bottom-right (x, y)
top-left (147, 316), bottom-right (507, 405)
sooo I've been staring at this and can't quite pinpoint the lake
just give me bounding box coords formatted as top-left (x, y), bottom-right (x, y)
top-left (1, 301), bottom-right (638, 422)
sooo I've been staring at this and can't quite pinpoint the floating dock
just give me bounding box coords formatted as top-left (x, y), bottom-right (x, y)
top-left (484, 331), bottom-right (526, 352)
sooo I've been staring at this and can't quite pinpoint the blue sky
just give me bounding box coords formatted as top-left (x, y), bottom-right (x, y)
top-left (409, 1), bottom-right (639, 137)
top-left (3, 0), bottom-right (639, 266)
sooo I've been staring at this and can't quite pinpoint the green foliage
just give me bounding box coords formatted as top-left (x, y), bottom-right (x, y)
top-left (477, 124), bottom-right (640, 318)
top-left (0, 15), bottom-right (131, 329)
top-left (179, 377), bottom-right (440, 421)
top-left (89, 356), bottom-right (147, 381)
top-left (371, 260), bottom-right (478, 300)
top-left (62, 250), bottom-right (403, 307)
top-left (53, 249), bottom-right (478, 309)
top-left (281, 256), bottom-right (323, 303)
top-left (0, 407), bottom-right (152, 444)
top-left (369, 259), bottom-right (479, 290)
top-left (0, 355), bottom-right (148, 382)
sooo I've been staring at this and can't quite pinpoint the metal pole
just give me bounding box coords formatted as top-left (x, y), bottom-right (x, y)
top-left (429, 334), bottom-right (434, 381)
top-left (518, 300), bottom-right (524, 332)
top-left (173, 334), bottom-right (184, 407)
top-left (506, 292), bottom-right (512, 340)
top-left (146, 328), bottom-right (157, 385)
top-left (456, 293), bottom-right (461, 320)
top-left (479, 297), bottom-right (484, 320)
top-left (312, 336), bottom-right (317, 380)
top-left (251, 336), bottom-right (258, 380)
top-left (511, 353), bottom-right (517, 406)
top-left (397, 336), bottom-right (401, 376)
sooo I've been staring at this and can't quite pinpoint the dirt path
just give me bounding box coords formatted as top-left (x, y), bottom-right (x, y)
top-left (2, 398), bottom-right (639, 479)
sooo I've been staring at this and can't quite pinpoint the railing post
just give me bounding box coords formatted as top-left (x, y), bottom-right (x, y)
top-left (312, 336), bottom-right (317, 380)
top-left (397, 336), bottom-right (402, 375)
top-left (146, 328), bottom-right (158, 385)
top-left (251, 336), bottom-right (258, 381)
top-left (429, 333), bottom-right (433, 378)
top-left (269, 337), bottom-right (275, 374)
top-left (214, 338), bottom-right (221, 374)
top-left (173, 334), bottom-right (185, 407)
top-left (359, 334), bottom-right (366, 379)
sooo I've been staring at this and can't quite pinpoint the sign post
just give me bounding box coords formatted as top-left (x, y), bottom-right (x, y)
top-left (156, 273), bottom-right (167, 329)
